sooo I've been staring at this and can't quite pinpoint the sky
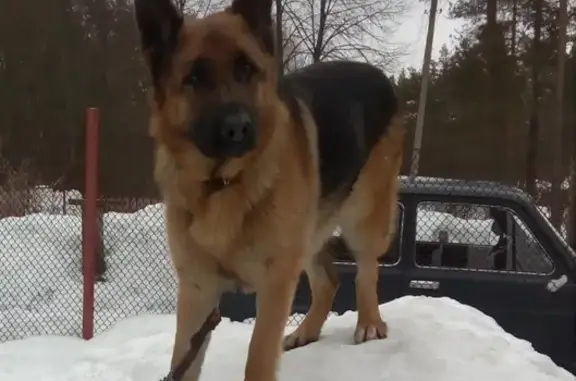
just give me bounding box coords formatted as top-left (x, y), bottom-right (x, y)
top-left (392, 0), bottom-right (467, 74)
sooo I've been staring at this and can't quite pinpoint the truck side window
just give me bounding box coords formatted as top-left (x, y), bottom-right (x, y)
top-left (414, 201), bottom-right (554, 275)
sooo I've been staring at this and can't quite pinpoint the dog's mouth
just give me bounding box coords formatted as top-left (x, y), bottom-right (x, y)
top-left (203, 175), bottom-right (240, 194)
top-left (202, 158), bottom-right (242, 195)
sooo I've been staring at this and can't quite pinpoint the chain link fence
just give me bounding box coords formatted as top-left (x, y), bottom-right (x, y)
top-left (0, 186), bottom-right (84, 341)
top-left (91, 199), bottom-right (177, 335)
top-left (1, 150), bottom-right (573, 342)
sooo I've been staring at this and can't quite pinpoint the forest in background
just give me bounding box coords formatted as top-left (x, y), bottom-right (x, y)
top-left (0, 0), bottom-right (574, 222)
top-left (398, 1), bottom-right (575, 196)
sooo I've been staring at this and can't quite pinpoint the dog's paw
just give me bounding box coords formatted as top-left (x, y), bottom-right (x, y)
top-left (354, 319), bottom-right (388, 344)
top-left (283, 328), bottom-right (319, 351)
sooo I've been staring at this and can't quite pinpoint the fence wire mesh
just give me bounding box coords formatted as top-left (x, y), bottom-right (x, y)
top-left (0, 187), bottom-right (83, 341)
top-left (1, 148), bottom-right (574, 342)
top-left (92, 199), bottom-right (177, 335)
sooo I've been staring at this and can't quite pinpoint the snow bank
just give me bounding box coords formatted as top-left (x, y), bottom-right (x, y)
top-left (0, 296), bottom-right (572, 381)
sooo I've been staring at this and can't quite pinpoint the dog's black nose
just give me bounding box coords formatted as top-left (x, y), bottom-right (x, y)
top-left (221, 111), bottom-right (253, 143)
top-left (189, 102), bottom-right (257, 159)
top-left (217, 105), bottom-right (256, 157)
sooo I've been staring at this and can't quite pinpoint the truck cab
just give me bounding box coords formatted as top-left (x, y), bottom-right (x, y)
top-left (221, 176), bottom-right (576, 374)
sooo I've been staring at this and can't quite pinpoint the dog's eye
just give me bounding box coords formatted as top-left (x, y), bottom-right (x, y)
top-left (234, 53), bottom-right (258, 83)
top-left (184, 58), bottom-right (211, 88)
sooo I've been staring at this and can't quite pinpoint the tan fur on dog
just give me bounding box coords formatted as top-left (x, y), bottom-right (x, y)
top-left (134, 0), bottom-right (405, 379)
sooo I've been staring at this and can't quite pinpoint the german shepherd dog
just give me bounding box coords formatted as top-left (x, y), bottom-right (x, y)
top-left (134, 0), bottom-right (405, 379)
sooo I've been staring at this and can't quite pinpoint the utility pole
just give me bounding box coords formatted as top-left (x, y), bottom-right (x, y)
top-left (550, 0), bottom-right (568, 230)
top-left (409, 0), bottom-right (439, 180)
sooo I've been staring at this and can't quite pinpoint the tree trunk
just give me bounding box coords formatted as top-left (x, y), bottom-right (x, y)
top-left (511, 0), bottom-right (517, 60)
top-left (485, 0), bottom-right (511, 183)
top-left (486, 0), bottom-right (496, 26)
top-left (568, 43), bottom-right (576, 248)
top-left (525, 0), bottom-right (543, 199)
top-left (312, 0), bottom-right (328, 63)
top-left (550, 0), bottom-right (568, 230)
top-left (507, 0), bottom-right (519, 184)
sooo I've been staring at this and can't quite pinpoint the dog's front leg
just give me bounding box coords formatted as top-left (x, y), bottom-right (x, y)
top-left (244, 256), bottom-right (302, 381)
top-left (171, 271), bottom-right (221, 380)
top-left (165, 205), bottom-right (222, 381)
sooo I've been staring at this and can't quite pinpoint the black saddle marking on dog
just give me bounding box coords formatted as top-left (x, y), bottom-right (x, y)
top-left (279, 60), bottom-right (398, 202)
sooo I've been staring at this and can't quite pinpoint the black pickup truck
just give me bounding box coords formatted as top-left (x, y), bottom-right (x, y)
top-left (220, 176), bottom-right (576, 374)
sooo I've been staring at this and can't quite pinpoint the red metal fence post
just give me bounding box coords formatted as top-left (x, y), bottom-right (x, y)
top-left (82, 107), bottom-right (99, 340)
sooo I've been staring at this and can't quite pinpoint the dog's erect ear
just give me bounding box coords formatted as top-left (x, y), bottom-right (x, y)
top-left (228, 0), bottom-right (274, 55)
top-left (134, 0), bottom-right (183, 86)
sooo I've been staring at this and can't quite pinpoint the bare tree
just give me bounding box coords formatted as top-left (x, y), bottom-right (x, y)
top-left (275, 0), bottom-right (285, 76)
top-left (283, 0), bottom-right (407, 70)
top-left (174, 0), bottom-right (225, 17)
top-left (272, 0), bottom-right (307, 74)
top-left (281, 20), bottom-right (309, 72)
top-left (173, 0), bottom-right (187, 12)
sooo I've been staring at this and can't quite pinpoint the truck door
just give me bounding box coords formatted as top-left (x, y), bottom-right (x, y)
top-left (404, 197), bottom-right (575, 373)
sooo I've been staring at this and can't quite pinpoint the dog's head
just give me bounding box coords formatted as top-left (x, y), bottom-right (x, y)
top-left (135, 0), bottom-right (278, 181)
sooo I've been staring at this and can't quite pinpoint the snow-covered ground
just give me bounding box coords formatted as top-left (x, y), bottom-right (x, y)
top-left (1, 296), bottom-right (573, 381)
top-left (1, 184), bottom-right (574, 379)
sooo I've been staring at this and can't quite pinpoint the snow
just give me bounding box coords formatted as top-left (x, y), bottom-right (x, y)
top-left (1, 184), bottom-right (574, 380)
top-left (1, 296), bottom-right (573, 381)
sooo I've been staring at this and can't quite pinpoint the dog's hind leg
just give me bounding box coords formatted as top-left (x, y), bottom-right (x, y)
top-left (165, 205), bottom-right (223, 381)
top-left (283, 240), bottom-right (340, 350)
top-left (343, 122), bottom-right (404, 344)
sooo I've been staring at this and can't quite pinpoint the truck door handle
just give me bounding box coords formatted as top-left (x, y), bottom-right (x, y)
top-left (546, 274), bottom-right (567, 292)
top-left (409, 280), bottom-right (440, 290)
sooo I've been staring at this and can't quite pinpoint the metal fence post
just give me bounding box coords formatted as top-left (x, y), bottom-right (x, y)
top-left (82, 107), bottom-right (99, 340)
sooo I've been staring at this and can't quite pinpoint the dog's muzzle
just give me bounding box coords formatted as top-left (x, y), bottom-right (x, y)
top-left (189, 102), bottom-right (257, 159)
